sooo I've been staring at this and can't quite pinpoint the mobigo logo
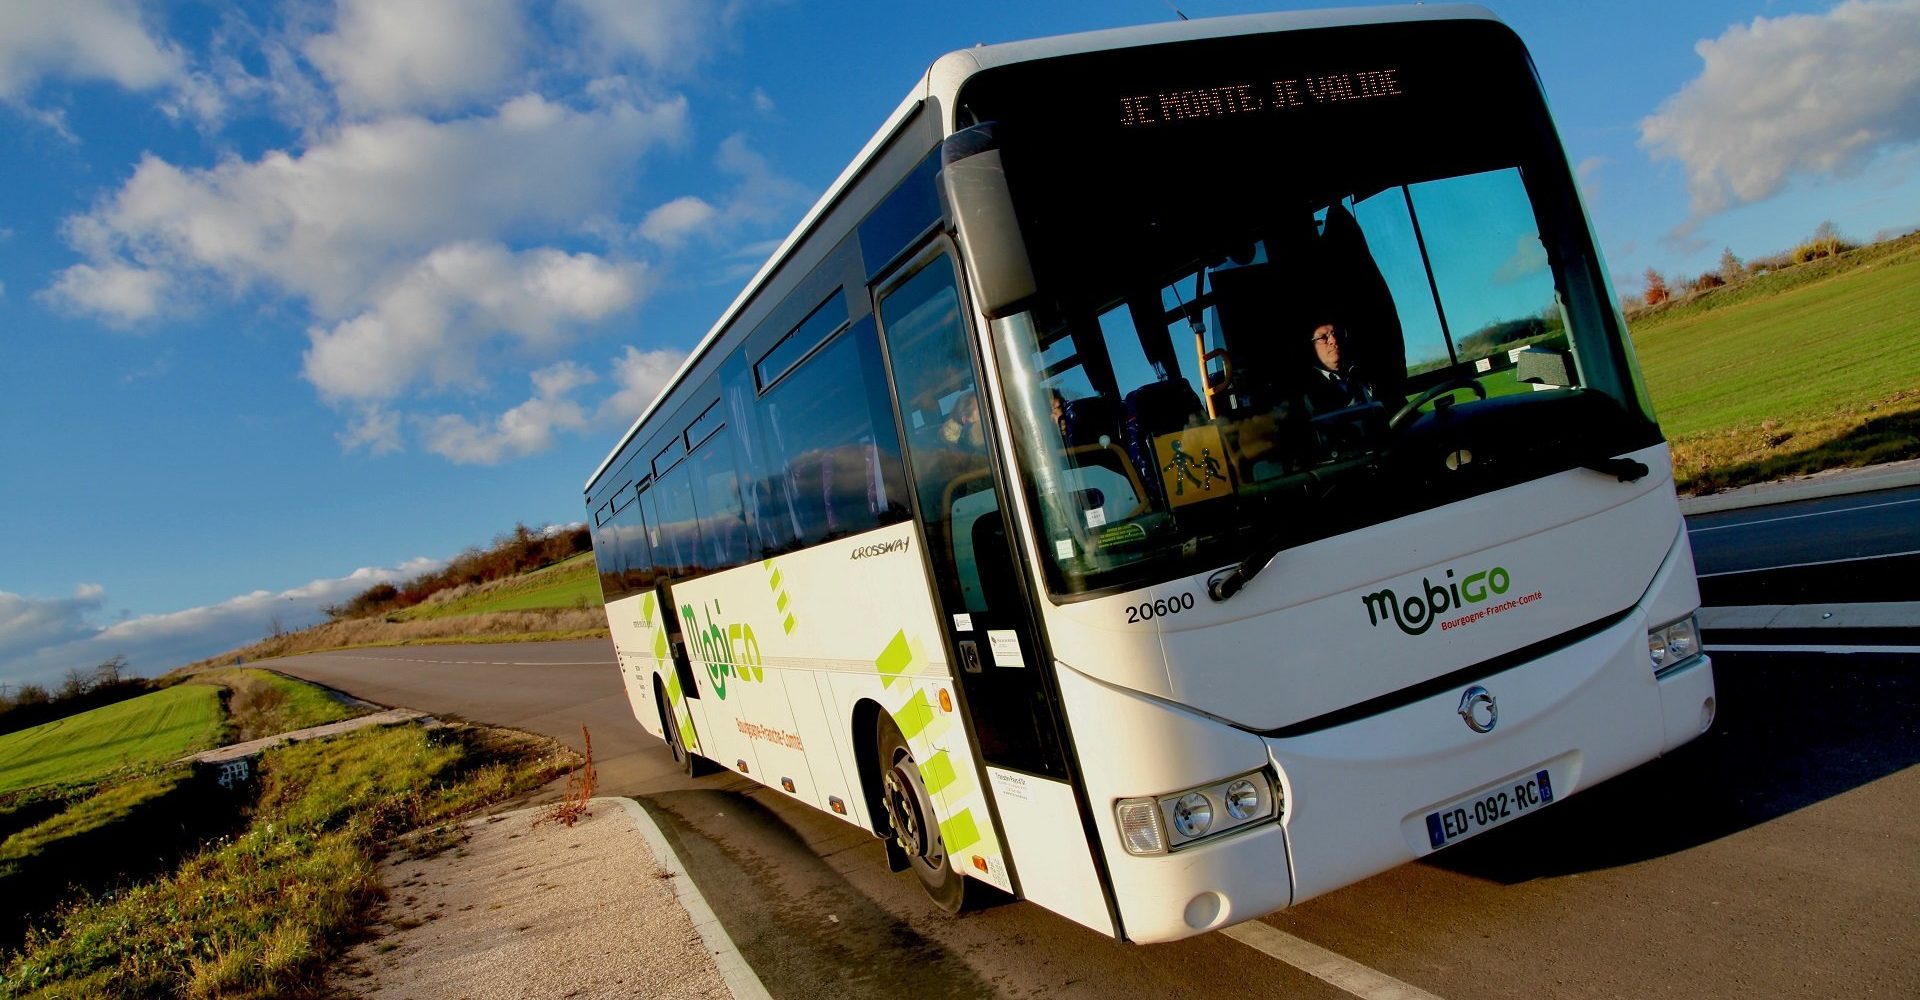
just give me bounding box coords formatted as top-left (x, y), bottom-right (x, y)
top-left (1361, 566), bottom-right (1511, 636)
top-left (682, 601), bottom-right (764, 699)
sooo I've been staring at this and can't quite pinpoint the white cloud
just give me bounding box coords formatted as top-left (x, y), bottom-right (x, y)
top-left (1642, 0), bottom-right (1920, 232)
top-left (0, 0), bottom-right (183, 101)
top-left (419, 362), bottom-right (598, 464)
top-left (598, 345), bottom-right (687, 425)
top-left (59, 94), bottom-right (686, 315)
top-left (0, 585), bottom-right (108, 669)
top-left (639, 195), bottom-right (718, 247)
top-left (42, 261), bottom-right (168, 324)
top-left (1493, 235), bottom-right (1548, 284)
top-left (302, 242), bottom-right (647, 401)
top-left (339, 404), bottom-right (403, 455)
top-left (1576, 156), bottom-right (1607, 202)
top-left (560, 0), bottom-right (731, 77)
top-left (0, 559), bottom-right (442, 688)
top-left (305, 0), bottom-right (529, 117)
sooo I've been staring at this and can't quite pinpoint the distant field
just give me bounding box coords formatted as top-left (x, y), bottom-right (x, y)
top-left (0, 686), bottom-right (223, 795)
top-left (394, 552), bottom-right (601, 621)
top-left (1628, 236), bottom-right (1920, 490)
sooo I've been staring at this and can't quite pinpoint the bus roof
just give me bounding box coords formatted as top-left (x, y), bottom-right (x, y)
top-left (583, 3), bottom-right (1499, 493)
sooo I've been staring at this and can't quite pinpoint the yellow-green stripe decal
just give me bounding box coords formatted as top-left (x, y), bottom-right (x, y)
top-left (895, 690), bottom-right (935, 741)
top-left (920, 750), bottom-right (957, 796)
top-left (940, 810), bottom-right (981, 854)
top-left (876, 629), bottom-right (911, 689)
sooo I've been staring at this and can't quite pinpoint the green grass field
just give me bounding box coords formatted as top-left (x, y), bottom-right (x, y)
top-left (1627, 236), bottom-right (1920, 490)
top-left (393, 551), bottom-right (602, 621)
top-left (0, 686), bottom-right (223, 796)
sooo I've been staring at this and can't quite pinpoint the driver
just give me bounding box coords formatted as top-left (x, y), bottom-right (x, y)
top-left (1304, 322), bottom-right (1389, 412)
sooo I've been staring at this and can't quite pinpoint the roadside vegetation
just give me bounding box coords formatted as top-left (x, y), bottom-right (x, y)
top-left (1628, 227), bottom-right (1920, 493)
top-left (0, 686), bottom-right (223, 797)
top-left (0, 722), bottom-right (575, 999)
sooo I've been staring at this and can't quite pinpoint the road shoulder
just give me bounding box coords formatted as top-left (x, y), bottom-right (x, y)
top-left (336, 796), bottom-right (765, 1000)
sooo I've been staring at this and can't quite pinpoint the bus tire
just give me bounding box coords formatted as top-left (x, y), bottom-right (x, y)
top-left (875, 713), bottom-right (973, 914)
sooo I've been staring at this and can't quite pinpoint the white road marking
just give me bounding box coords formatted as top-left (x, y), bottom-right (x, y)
top-left (1223, 921), bottom-right (1445, 1000)
top-left (1695, 548), bottom-right (1920, 578)
top-left (1687, 495), bottom-right (1920, 534)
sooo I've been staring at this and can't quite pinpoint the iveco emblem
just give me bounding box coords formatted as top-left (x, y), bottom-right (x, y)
top-left (1457, 686), bottom-right (1498, 733)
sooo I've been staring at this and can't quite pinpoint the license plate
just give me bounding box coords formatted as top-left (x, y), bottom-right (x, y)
top-left (1424, 769), bottom-right (1555, 849)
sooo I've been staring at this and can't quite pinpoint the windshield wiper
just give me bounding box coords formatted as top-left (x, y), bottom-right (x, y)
top-left (1207, 521), bottom-right (1305, 602)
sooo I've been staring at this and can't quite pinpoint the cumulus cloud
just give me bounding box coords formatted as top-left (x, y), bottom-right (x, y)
top-left (639, 195), bottom-right (718, 247)
top-left (306, 0), bottom-right (529, 117)
top-left (561, 0), bottom-right (732, 77)
top-left (0, 560), bottom-right (442, 688)
top-left (0, 0), bottom-right (183, 101)
top-left (598, 345), bottom-right (687, 425)
top-left (419, 362), bottom-right (598, 464)
top-left (57, 93), bottom-right (686, 315)
top-left (302, 243), bottom-right (647, 400)
top-left (42, 261), bottom-right (168, 323)
top-left (339, 404), bottom-right (403, 455)
top-left (1642, 0), bottom-right (1920, 232)
top-left (1493, 235), bottom-right (1548, 284)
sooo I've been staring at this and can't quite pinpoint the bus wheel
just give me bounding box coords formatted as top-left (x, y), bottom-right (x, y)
top-left (876, 714), bottom-right (968, 913)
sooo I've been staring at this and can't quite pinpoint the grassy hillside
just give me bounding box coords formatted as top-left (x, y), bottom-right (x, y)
top-left (1629, 234), bottom-right (1920, 491)
top-left (0, 686), bottom-right (223, 795)
top-left (392, 551), bottom-right (601, 621)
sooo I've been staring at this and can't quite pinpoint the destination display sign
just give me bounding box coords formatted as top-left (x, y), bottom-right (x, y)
top-left (1117, 67), bottom-right (1405, 127)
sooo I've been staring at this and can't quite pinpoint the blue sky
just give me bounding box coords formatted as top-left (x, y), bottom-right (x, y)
top-left (3, 0), bottom-right (1917, 688)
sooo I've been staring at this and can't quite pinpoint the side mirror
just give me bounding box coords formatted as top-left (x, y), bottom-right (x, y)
top-left (939, 123), bottom-right (1037, 320)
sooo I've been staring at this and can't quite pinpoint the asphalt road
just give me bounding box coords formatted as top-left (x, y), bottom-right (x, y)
top-left (277, 642), bottom-right (1920, 1000)
top-left (1687, 485), bottom-right (1920, 605)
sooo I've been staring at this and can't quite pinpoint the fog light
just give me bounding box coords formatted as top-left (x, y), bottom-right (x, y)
top-left (1171, 792), bottom-right (1213, 838)
top-left (1224, 779), bottom-right (1260, 820)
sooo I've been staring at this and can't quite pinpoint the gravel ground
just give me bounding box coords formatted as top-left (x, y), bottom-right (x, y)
top-left (337, 798), bottom-right (744, 999)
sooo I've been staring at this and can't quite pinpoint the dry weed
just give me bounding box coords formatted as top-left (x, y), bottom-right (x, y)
top-left (538, 725), bottom-right (597, 828)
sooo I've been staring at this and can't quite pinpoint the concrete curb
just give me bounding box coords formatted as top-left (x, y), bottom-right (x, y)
top-left (176, 708), bottom-right (435, 766)
top-left (1680, 458), bottom-right (1920, 516)
top-left (611, 796), bottom-right (773, 1000)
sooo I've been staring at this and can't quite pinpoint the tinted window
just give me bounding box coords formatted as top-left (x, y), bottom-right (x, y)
top-left (756, 290), bottom-right (848, 390)
top-left (647, 466), bottom-right (700, 580)
top-left (689, 428), bottom-right (750, 570)
top-left (753, 317), bottom-right (910, 553)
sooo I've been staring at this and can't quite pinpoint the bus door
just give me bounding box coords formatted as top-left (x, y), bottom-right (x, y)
top-left (656, 581), bottom-right (705, 751)
top-left (875, 250), bottom-right (1070, 785)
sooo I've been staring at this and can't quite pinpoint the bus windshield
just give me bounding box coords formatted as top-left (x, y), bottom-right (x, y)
top-left (960, 19), bottom-right (1661, 598)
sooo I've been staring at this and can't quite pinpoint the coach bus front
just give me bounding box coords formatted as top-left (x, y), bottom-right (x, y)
top-left (944, 13), bottom-right (1715, 941)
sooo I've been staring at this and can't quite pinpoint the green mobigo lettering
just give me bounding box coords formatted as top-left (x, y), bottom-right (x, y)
top-left (682, 601), bottom-right (765, 699)
top-left (1361, 566), bottom-right (1510, 636)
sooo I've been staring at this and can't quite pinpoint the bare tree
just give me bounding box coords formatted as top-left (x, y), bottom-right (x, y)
top-left (93, 654), bottom-right (128, 688)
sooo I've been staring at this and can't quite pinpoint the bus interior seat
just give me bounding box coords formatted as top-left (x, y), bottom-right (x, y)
top-left (1121, 379), bottom-right (1205, 507)
top-left (1316, 202), bottom-right (1407, 401)
top-left (1061, 394), bottom-right (1122, 448)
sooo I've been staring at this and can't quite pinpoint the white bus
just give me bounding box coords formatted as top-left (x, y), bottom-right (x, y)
top-left (584, 4), bottom-right (1714, 943)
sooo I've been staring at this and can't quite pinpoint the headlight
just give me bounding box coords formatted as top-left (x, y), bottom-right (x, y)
top-left (1649, 614), bottom-right (1704, 676)
top-left (1114, 767), bottom-right (1280, 856)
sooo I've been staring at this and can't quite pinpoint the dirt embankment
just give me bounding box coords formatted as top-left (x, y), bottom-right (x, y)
top-left (178, 608), bottom-right (609, 673)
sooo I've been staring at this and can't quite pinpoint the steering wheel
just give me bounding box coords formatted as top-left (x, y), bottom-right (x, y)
top-left (1390, 377), bottom-right (1487, 430)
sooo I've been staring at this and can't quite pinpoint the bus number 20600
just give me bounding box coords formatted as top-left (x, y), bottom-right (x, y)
top-left (1125, 592), bottom-right (1196, 623)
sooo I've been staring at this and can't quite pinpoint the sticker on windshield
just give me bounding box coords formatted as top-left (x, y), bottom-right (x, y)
top-left (1085, 507), bottom-right (1108, 529)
